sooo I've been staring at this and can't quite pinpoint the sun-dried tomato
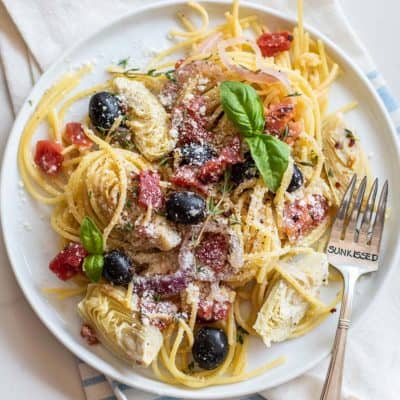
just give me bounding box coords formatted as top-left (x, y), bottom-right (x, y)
top-left (138, 170), bottom-right (163, 210)
top-left (49, 243), bottom-right (88, 281)
top-left (257, 31), bottom-right (293, 57)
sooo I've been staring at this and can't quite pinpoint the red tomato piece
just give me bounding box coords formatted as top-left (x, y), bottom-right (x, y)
top-left (199, 136), bottom-right (242, 183)
top-left (195, 233), bottom-right (228, 273)
top-left (34, 140), bottom-right (64, 175)
top-left (257, 31), bottom-right (293, 57)
top-left (197, 299), bottom-right (230, 322)
top-left (171, 96), bottom-right (212, 145)
top-left (195, 283), bottom-right (233, 322)
top-left (49, 242), bottom-right (88, 281)
top-left (65, 122), bottom-right (92, 147)
top-left (266, 99), bottom-right (295, 134)
top-left (282, 195), bottom-right (329, 242)
top-left (80, 324), bottom-right (99, 345)
top-left (170, 165), bottom-right (208, 194)
top-left (138, 170), bottom-right (163, 210)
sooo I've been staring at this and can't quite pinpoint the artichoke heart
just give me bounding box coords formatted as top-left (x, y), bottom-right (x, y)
top-left (78, 284), bottom-right (163, 367)
top-left (253, 251), bottom-right (328, 347)
top-left (113, 77), bottom-right (177, 161)
top-left (322, 113), bottom-right (369, 205)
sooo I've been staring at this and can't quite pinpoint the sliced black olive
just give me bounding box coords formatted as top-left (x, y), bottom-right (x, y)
top-left (287, 164), bottom-right (304, 193)
top-left (180, 143), bottom-right (216, 167)
top-left (89, 92), bottom-right (124, 131)
top-left (166, 191), bottom-right (206, 225)
top-left (192, 327), bottom-right (228, 370)
top-left (231, 152), bottom-right (259, 185)
top-left (102, 250), bottom-right (134, 285)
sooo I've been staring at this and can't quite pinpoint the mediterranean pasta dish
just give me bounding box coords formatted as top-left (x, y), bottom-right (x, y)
top-left (18, 0), bottom-right (370, 388)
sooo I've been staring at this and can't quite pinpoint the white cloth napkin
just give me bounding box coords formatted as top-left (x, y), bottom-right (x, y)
top-left (1, 1), bottom-right (400, 399)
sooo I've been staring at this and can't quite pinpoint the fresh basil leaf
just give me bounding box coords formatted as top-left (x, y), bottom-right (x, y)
top-left (83, 254), bottom-right (104, 282)
top-left (80, 216), bottom-right (103, 254)
top-left (246, 134), bottom-right (290, 192)
top-left (220, 81), bottom-right (265, 137)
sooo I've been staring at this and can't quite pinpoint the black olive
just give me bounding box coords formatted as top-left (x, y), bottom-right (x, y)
top-left (231, 152), bottom-right (259, 184)
top-left (166, 191), bottom-right (206, 225)
top-left (287, 164), bottom-right (304, 193)
top-left (89, 92), bottom-right (123, 131)
top-left (180, 144), bottom-right (216, 167)
top-left (102, 250), bottom-right (134, 285)
top-left (192, 327), bottom-right (228, 370)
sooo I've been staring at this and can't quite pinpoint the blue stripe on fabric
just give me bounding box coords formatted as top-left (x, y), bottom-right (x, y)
top-left (376, 86), bottom-right (399, 113)
top-left (82, 374), bottom-right (107, 387)
top-left (367, 70), bottom-right (378, 80)
top-left (117, 383), bottom-right (132, 391)
top-left (155, 397), bottom-right (185, 400)
top-left (102, 396), bottom-right (117, 400)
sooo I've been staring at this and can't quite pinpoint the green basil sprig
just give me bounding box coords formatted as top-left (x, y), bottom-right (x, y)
top-left (83, 254), bottom-right (104, 283)
top-left (220, 81), bottom-right (290, 192)
top-left (80, 216), bottom-right (104, 282)
top-left (220, 80), bottom-right (265, 137)
top-left (80, 216), bottom-right (103, 254)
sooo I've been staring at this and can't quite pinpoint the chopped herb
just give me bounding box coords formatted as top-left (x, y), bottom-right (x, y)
top-left (327, 169), bottom-right (334, 178)
top-left (311, 154), bottom-right (319, 164)
top-left (220, 169), bottom-right (233, 195)
top-left (147, 69), bottom-right (158, 76)
top-left (236, 326), bottom-right (248, 344)
top-left (117, 57), bottom-right (130, 68)
top-left (88, 191), bottom-right (92, 199)
top-left (125, 199), bottom-right (132, 209)
top-left (286, 92), bottom-right (302, 97)
top-left (298, 161), bottom-right (314, 167)
top-left (196, 263), bottom-right (205, 274)
top-left (158, 156), bottom-right (171, 167)
top-left (28, 99), bottom-right (33, 106)
top-left (188, 361), bottom-right (195, 372)
top-left (153, 293), bottom-right (162, 302)
top-left (156, 210), bottom-right (166, 218)
top-left (281, 125), bottom-right (289, 140)
top-left (207, 197), bottom-right (224, 218)
top-left (345, 128), bottom-right (356, 144)
top-left (95, 125), bottom-right (108, 136)
top-left (229, 214), bottom-right (241, 226)
top-left (123, 222), bottom-right (133, 232)
top-left (128, 67), bottom-right (140, 71)
top-left (165, 69), bottom-right (176, 82)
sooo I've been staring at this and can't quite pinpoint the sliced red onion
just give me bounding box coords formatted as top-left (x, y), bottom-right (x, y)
top-left (133, 233), bottom-right (196, 296)
top-left (194, 32), bottom-right (223, 56)
top-left (217, 37), bottom-right (291, 89)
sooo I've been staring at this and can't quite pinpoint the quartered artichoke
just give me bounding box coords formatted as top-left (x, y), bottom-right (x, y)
top-left (253, 251), bottom-right (328, 347)
top-left (322, 113), bottom-right (369, 205)
top-left (113, 77), bottom-right (177, 161)
top-left (78, 284), bottom-right (163, 367)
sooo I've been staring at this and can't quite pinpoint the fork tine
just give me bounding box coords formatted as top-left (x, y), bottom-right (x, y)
top-left (369, 180), bottom-right (388, 250)
top-left (345, 176), bottom-right (367, 241)
top-left (330, 174), bottom-right (357, 240)
top-left (358, 178), bottom-right (378, 243)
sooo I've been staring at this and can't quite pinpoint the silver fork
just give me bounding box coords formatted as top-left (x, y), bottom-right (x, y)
top-left (320, 175), bottom-right (389, 400)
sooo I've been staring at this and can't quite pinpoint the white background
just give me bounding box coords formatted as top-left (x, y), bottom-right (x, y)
top-left (0, 0), bottom-right (399, 398)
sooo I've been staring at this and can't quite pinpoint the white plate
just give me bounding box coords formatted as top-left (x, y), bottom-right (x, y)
top-left (2, 1), bottom-right (400, 398)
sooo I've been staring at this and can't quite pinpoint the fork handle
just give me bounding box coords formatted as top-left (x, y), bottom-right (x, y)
top-left (320, 268), bottom-right (360, 400)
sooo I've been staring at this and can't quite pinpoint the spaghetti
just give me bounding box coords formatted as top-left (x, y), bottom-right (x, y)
top-left (19, 0), bottom-right (370, 388)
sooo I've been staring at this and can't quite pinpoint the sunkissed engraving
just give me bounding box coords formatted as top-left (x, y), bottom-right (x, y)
top-left (327, 245), bottom-right (378, 262)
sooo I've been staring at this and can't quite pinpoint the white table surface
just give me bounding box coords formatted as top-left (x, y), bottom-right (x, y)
top-left (0, 0), bottom-right (399, 398)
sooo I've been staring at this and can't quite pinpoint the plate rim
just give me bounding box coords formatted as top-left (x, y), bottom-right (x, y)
top-left (2, 0), bottom-right (400, 398)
